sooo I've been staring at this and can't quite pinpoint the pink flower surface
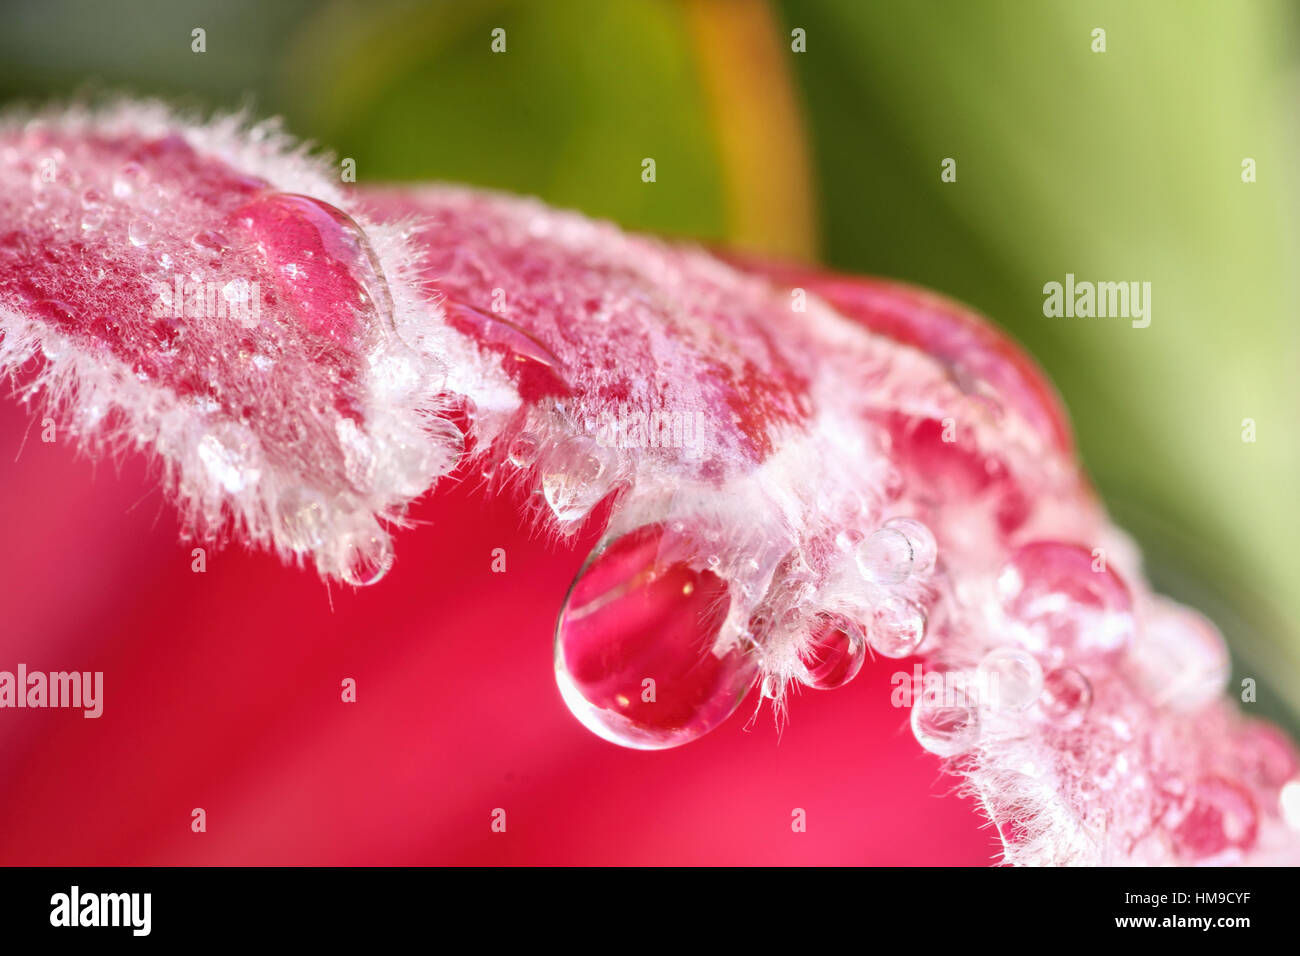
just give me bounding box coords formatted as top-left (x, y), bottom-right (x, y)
top-left (0, 104), bottom-right (1296, 864)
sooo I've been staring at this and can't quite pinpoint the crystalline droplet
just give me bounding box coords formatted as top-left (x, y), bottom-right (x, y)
top-left (867, 594), bottom-right (927, 658)
top-left (229, 191), bottom-right (393, 347)
top-left (911, 693), bottom-right (981, 757)
top-left (796, 613), bottom-right (867, 690)
top-left (553, 523), bottom-right (758, 749)
top-left (541, 437), bottom-right (617, 524)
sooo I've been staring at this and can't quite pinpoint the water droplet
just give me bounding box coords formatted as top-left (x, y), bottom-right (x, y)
top-left (1038, 666), bottom-right (1092, 728)
top-left (976, 647), bottom-right (1043, 712)
top-left (542, 438), bottom-right (616, 523)
top-left (911, 695), bottom-right (980, 757)
top-left (856, 526), bottom-right (913, 584)
top-left (998, 541), bottom-right (1134, 662)
top-left (867, 594), bottom-right (926, 658)
top-left (507, 431), bottom-right (541, 468)
top-left (192, 229), bottom-right (230, 252)
top-left (230, 193), bottom-right (393, 346)
top-left (882, 516), bottom-right (937, 574)
top-left (128, 216), bottom-right (156, 246)
top-left (442, 299), bottom-right (567, 391)
top-left (339, 529), bottom-right (394, 587)
top-left (797, 613), bottom-right (866, 689)
top-left (553, 523), bottom-right (757, 749)
top-left (112, 161), bottom-right (144, 199)
top-left (1169, 776), bottom-right (1258, 860)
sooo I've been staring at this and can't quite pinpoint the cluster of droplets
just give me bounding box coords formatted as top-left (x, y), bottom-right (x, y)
top-left (550, 509), bottom-right (943, 749)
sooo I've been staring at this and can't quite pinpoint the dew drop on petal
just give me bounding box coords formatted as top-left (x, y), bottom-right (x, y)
top-left (112, 161), bottom-right (144, 199)
top-left (998, 541), bottom-right (1134, 662)
top-left (229, 192), bottom-right (393, 346)
top-left (911, 695), bottom-right (981, 757)
top-left (542, 438), bottom-right (615, 524)
top-left (856, 526), bottom-right (913, 585)
top-left (553, 523), bottom-right (757, 749)
top-left (882, 516), bottom-right (937, 574)
top-left (867, 594), bottom-right (926, 658)
top-left (339, 529), bottom-right (394, 587)
top-left (507, 431), bottom-right (540, 468)
top-left (797, 613), bottom-right (867, 690)
top-left (1038, 666), bottom-right (1092, 728)
top-left (976, 646), bottom-right (1043, 712)
top-left (127, 216), bottom-right (156, 246)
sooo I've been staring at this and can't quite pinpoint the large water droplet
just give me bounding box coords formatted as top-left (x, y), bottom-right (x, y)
top-left (882, 516), bottom-right (937, 575)
top-left (229, 192), bottom-right (393, 347)
top-left (998, 541), bottom-right (1134, 663)
top-left (867, 594), bottom-right (926, 658)
top-left (911, 693), bottom-right (980, 757)
top-left (796, 613), bottom-right (866, 690)
top-left (856, 526), bottom-right (912, 584)
top-left (554, 523), bottom-right (757, 750)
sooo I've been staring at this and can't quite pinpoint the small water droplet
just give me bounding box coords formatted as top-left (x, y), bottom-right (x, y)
top-left (542, 438), bottom-right (616, 523)
top-left (867, 594), bottom-right (926, 658)
top-left (507, 431), bottom-right (541, 468)
top-left (553, 523), bottom-right (757, 749)
top-left (192, 229), bottom-right (230, 252)
top-left (1038, 666), bottom-right (1092, 728)
top-left (112, 161), bottom-right (144, 199)
top-left (911, 694), bottom-right (980, 757)
top-left (797, 613), bottom-right (866, 689)
top-left (339, 529), bottom-right (394, 587)
top-left (976, 646), bottom-right (1043, 712)
top-left (128, 216), bottom-right (156, 246)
